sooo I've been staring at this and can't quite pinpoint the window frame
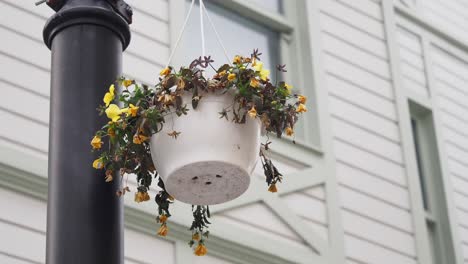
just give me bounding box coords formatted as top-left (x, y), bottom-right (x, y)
top-left (409, 101), bottom-right (458, 264)
top-left (383, 1), bottom-right (466, 262)
top-left (169, 0), bottom-right (322, 151)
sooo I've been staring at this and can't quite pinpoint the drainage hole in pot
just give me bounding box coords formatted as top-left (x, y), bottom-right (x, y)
top-left (216, 175), bottom-right (222, 178)
top-left (192, 176), bottom-right (198, 180)
top-left (205, 181), bottom-right (212, 185)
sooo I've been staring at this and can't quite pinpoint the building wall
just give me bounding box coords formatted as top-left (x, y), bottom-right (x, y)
top-left (316, 1), bottom-right (417, 263)
top-left (0, 0), bottom-right (467, 264)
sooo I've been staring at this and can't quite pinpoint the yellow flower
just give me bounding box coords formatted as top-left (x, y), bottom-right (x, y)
top-left (108, 127), bottom-right (115, 138)
top-left (177, 78), bottom-right (186, 89)
top-left (218, 70), bottom-right (226, 77)
top-left (233, 55), bottom-right (242, 64)
top-left (253, 61), bottom-right (263, 72)
top-left (253, 62), bottom-right (270, 81)
top-left (259, 69), bottom-right (270, 81)
top-left (133, 134), bottom-right (149, 144)
top-left (92, 158), bottom-right (104, 169)
top-left (160, 67), bottom-right (171, 76)
top-left (285, 83), bottom-right (293, 94)
top-left (192, 233), bottom-right (200, 241)
top-left (228, 73), bottom-right (236, 81)
top-left (250, 78), bottom-right (260, 88)
top-left (252, 58), bottom-right (257, 66)
top-left (126, 104), bottom-right (139, 117)
top-left (298, 95), bottom-right (307, 104)
top-left (122, 79), bottom-right (133, 87)
top-left (90, 136), bottom-right (103, 149)
top-left (134, 191), bottom-right (150, 203)
top-left (285, 127), bottom-right (294, 136)
top-left (103, 84), bottom-right (115, 107)
top-left (268, 183), bottom-right (278, 193)
top-left (157, 225), bottom-right (168, 237)
top-left (296, 103), bottom-right (307, 113)
top-left (194, 243), bottom-right (208, 256)
top-left (158, 215), bottom-right (168, 223)
top-left (248, 106), bottom-right (257, 118)
top-left (105, 104), bottom-right (123, 122)
top-left (158, 94), bottom-right (174, 104)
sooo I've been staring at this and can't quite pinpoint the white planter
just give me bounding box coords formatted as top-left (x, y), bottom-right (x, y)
top-left (150, 93), bottom-right (261, 205)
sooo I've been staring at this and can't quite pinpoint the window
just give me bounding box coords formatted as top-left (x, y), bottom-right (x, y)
top-left (182, 1), bottom-right (281, 79)
top-left (409, 102), bottom-right (457, 264)
top-left (174, 0), bottom-right (316, 145)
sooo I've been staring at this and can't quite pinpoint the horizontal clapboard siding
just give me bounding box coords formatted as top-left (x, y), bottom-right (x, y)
top-left (0, 0), bottom-right (169, 158)
top-left (421, 0), bottom-right (468, 45)
top-left (395, 25), bottom-right (429, 97)
top-left (318, 0), bottom-right (416, 263)
top-left (0, 187), bottom-right (176, 264)
top-left (431, 44), bottom-right (468, 263)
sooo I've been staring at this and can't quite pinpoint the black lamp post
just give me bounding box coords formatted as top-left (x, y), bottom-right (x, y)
top-left (42, 1), bottom-right (131, 263)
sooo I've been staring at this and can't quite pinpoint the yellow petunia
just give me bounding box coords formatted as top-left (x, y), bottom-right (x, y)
top-left (107, 127), bottom-right (115, 138)
top-left (134, 191), bottom-right (150, 203)
top-left (105, 104), bottom-right (123, 122)
top-left (92, 158), bottom-right (104, 169)
top-left (285, 127), bottom-right (294, 136)
top-left (259, 69), bottom-right (270, 81)
top-left (228, 73), bottom-right (236, 81)
top-left (253, 62), bottom-right (270, 81)
top-left (160, 67), bottom-right (171, 76)
top-left (194, 243), bottom-right (208, 256)
top-left (90, 136), bottom-right (103, 149)
top-left (126, 104), bottom-right (139, 117)
top-left (158, 94), bottom-right (174, 105)
top-left (192, 233), bottom-right (200, 241)
top-left (250, 78), bottom-right (260, 88)
top-left (268, 183), bottom-right (278, 193)
top-left (253, 61), bottom-right (264, 72)
top-left (285, 83), bottom-right (293, 94)
top-left (296, 103), bottom-right (307, 113)
top-left (133, 134), bottom-right (149, 144)
top-left (157, 225), bottom-right (168, 237)
top-left (233, 55), bottom-right (242, 64)
top-left (158, 215), bottom-right (168, 223)
top-left (248, 106), bottom-right (257, 118)
top-left (122, 79), bottom-right (133, 87)
top-left (103, 84), bottom-right (115, 107)
top-left (298, 95), bottom-right (307, 104)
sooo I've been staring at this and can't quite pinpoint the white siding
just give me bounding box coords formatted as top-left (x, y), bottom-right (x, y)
top-left (0, 188), bottom-right (176, 264)
top-left (396, 25), bottom-right (429, 97)
top-left (317, 0), bottom-right (418, 263)
top-left (0, 0), bottom-right (169, 158)
top-left (431, 45), bottom-right (468, 263)
top-left (0, 1), bottom-right (173, 263)
top-left (421, 0), bottom-right (468, 45)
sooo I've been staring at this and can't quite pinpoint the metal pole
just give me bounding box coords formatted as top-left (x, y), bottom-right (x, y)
top-left (42, 1), bottom-right (131, 263)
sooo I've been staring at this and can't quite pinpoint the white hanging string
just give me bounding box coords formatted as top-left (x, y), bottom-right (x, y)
top-left (201, 0), bottom-right (231, 64)
top-left (165, 0), bottom-right (196, 68)
top-left (164, 0), bottom-right (231, 68)
top-left (199, 0), bottom-right (206, 58)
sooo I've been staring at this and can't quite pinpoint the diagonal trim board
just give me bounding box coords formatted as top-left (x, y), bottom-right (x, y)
top-left (0, 143), bottom-right (326, 264)
top-left (264, 195), bottom-right (328, 255)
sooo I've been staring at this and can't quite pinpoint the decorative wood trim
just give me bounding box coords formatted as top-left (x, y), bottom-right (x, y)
top-left (421, 36), bottom-right (465, 264)
top-left (301, 0), bottom-right (347, 263)
top-left (206, 0), bottom-right (294, 33)
top-left (382, 1), bottom-right (433, 263)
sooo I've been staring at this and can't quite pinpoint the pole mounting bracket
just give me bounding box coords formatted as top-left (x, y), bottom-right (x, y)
top-left (38, 0), bottom-right (132, 24)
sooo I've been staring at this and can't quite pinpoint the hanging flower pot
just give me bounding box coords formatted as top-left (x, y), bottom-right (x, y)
top-left (90, 50), bottom-right (308, 254)
top-left (150, 91), bottom-right (261, 205)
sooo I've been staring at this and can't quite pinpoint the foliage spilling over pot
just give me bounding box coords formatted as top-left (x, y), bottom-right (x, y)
top-left (90, 50), bottom-right (307, 256)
